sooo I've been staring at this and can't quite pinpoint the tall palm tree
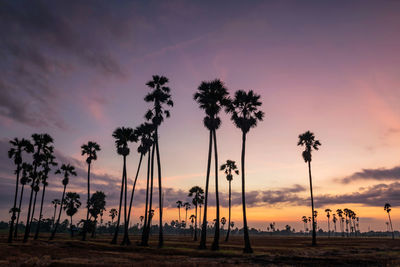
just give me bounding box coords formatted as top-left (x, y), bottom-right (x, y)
top-left (384, 203), bottom-right (394, 239)
top-left (81, 141), bottom-right (101, 241)
top-left (64, 192), bottom-right (81, 237)
top-left (109, 208), bottom-right (117, 224)
top-left (344, 208), bottom-right (350, 237)
top-left (144, 75), bottom-right (173, 248)
top-left (297, 131), bottom-right (321, 246)
top-left (336, 209), bottom-right (344, 236)
top-left (176, 200), bottom-right (183, 222)
top-left (325, 209), bottom-right (332, 237)
top-left (220, 159), bottom-right (239, 242)
top-left (194, 79), bottom-right (229, 250)
top-left (24, 133), bottom-right (54, 243)
top-left (111, 127), bottom-right (136, 245)
top-left (226, 90), bottom-right (264, 253)
top-left (51, 199), bottom-right (61, 227)
top-left (50, 164), bottom-right (77, 240)
top-left (188, 186), bottom-right (204, 241)
top-left (88, 191), bottom-right (106, 238)
top-left (302, 216), bottom-right (308, 233)
top-left (332, 214), bottom-right (337, 236)
top-left (7, 138), bottom-right (33, 243)
top-left (14, 163), bottom-right (33, 238)
top-left (125, 123), bottom-right (153, 244)
top-left (34, 148), bottom-right (57, 239)
top-left (184, 202), bottom-right (191, 228)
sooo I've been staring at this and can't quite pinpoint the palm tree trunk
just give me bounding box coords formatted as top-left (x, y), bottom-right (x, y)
top-left (389, 212), bottom-right (394, 240)
top-left (125, 153), bottom-right (143, 242)
top-left (194, 203), bottom-right (198, 241)
top-left (211, 129), bottom-right (220, 251)
top-left (241, 132), bottom-right (253, 253)
top-left (121, 155), bottom-right (130, 245)
top-left (327, 217), bottom-right (330, 237)
top-left (143, 144), bottom-right (155, 246)
top-left (50, 185), bottom-right (66, 240)
top-left (30, 189), bottom-right (39, 230)
top-left (111, 158), bottom-right (125, 244)
top-left (225, 180), bottom-right (232, 242)
top-left (34, 182), bottom-right (47, 239)
top-left (199, 205), bottom-right (201, 237)
top-left (155, 128), bottom-right (164, 248)
top-left (308, 161), bottom-right (316, 246)
top-left (199, 130), bottom-right (213, 250)
top-left (52, 204), bottom-right (57, 228)
top-left (14, 183), bottom-right (25, 238)
top-left (82, 163), bottom-right (91, 241)
top-left (178, 207), bottom-right (180, 222)
top-left (8, 164), bottom-right (20, 243)
top-left (141, 152), bottom-right (151, 245)
top-left (23, 180), bottom-right (36, 243)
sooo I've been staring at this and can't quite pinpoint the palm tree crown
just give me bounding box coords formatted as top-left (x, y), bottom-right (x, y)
top-left (220, 160), bottom-right (239, 181)
top-left (384, 203), bottom-right (391, 213)
top-left (8, 138), bottom-right (34, 165)
top-left (226, 90), bottom-right (264, 133)
top-left (81, 141), bottom-right (101, 164)
top-left (144, 75), bottom-right (173, 126)
top-left (297, 131), bottom-right (321, 162)
top-left (56, 164), bottom-right (77, 186)
top-left (112, 127), bottom-right (137, 156)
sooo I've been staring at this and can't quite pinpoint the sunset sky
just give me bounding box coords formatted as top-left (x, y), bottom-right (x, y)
top-left (1, 0), bottom-right (400, 232)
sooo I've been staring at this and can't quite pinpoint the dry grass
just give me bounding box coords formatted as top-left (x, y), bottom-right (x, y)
top-left (1, 234), bottom-right (400, 266)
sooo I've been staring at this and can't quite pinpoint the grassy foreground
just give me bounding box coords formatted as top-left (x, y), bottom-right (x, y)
top-left (1, 234), bottom-right (400, 266)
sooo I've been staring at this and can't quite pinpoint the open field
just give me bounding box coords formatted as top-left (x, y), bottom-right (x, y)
top-left (1, 234), bottom-right (400, 266)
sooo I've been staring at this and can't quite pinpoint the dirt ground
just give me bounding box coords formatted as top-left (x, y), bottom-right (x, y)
top-left (1, 234), bottom-right (400, 266)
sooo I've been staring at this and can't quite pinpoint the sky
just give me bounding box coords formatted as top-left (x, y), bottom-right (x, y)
top-left (1, 0), bottom-right (400, 232)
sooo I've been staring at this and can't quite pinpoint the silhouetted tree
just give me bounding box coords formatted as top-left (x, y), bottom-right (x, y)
top-left (111, 127), bottom-right (136, 245)
top-left (51, 199), bottom-right (61, 227)
top-left (297, 131), bottom-right (321, 246)
top-left (188, 186), bottom-right (204, 241)
top-left (64, 192), bottom-right (81, 237)
top-left (14, 163), bottom-right (33, 238)
top-left (34, 148), bottom-right (57, 239)
top-left (344, 208), bottom-right (350, 237)
top-left (184, 202), bottom-right (191, 228)
top-left (226, 90), bottom-right (264, 253)
top-left (109, 208), bottom-right (117, 225)
top-left (384, 203), bottom-right (394, 239)
top-left (221, 217), bottom-right (226, 230)
top-left (24, 133), bottom-right (53, 242)
top-left (336, 209), bottom-right (344, 236)
top-left (81, 141), bottom-right (101, 241)
top-left (50, 164), bottom-right (77, 240)
top-left (7, 138), bottom-right (33, 243)
top-left (325, 209), bottom-right (331, 237)
top-left (194, 79), bottom-right (229, 250)
top-left (332, 213), bottom-right (337, 235)
top-left (126, 123), bottom-right (153, 244)
top-left (89, 191), bottom-right (106, 238)
top-left (176, 200), bottom-right (183, 222)
top-left (302, 216), bottom-right (308, 233)
top-left (220, 159), bottom-right (239, 242)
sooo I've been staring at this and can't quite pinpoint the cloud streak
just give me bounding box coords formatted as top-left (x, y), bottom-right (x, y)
top-left (338, 165), bottom-right (400, 184)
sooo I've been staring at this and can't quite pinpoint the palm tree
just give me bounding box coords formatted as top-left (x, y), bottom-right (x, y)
top-left (344, 208), bottom-right (350, 237)
top-left (297, 131), bottom-right (321, 246)
top-left (51, 199), bottom-right (61, 227)
top-left (7, 138), bottom-right (33, 243)
top-left (336, 209), bottom-right (344, 236)
top-left (176, 200), bottom-right (183, 222)
top-left (325, 209), bottom-right (332, 237)
top-left (64, 192), bottom-right (81, 237)
top-left (81, 141), bottom-right (101, 241)
top-left (111, 127), bottom-right (136, 245)
top-left (14, 163), bottom-right (33, 238)
top-left (188, 186), bottom-right (204, 241)
top-left (144, 75), bottom-right (173, 248)
top-left (109, 208), bottom-right (117, 224)
top-left (220, 159), bottom-right (239, 242)
top-left (50, 164), bottom-right (77, 240)
top-left (24, 133), bottom-right (54, 243)
top-left (332, 214), bottom-right (337, 236)
top-left (384, 203), bottom-right (394, 239)
top-left (126, 123), bottom-right (153, 244)
top-left (34, 148), bottom-right (57, 239)
top-left (190, 214), bottom-right (196, 236)
top-left (194, 79), bottom-right (229, 250)
top-left (89, 191), bottom-right (106, 238)
top-left (184, 202), bottom-right (191, 227)
top-left (139, 215), bottom-right (144, 229)
top-left (226, 90), bottom-right (264, 253)
top-left (221, 217), bottom-right (226, 230)
top-left (302, 216), bottom-right (308, 233)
